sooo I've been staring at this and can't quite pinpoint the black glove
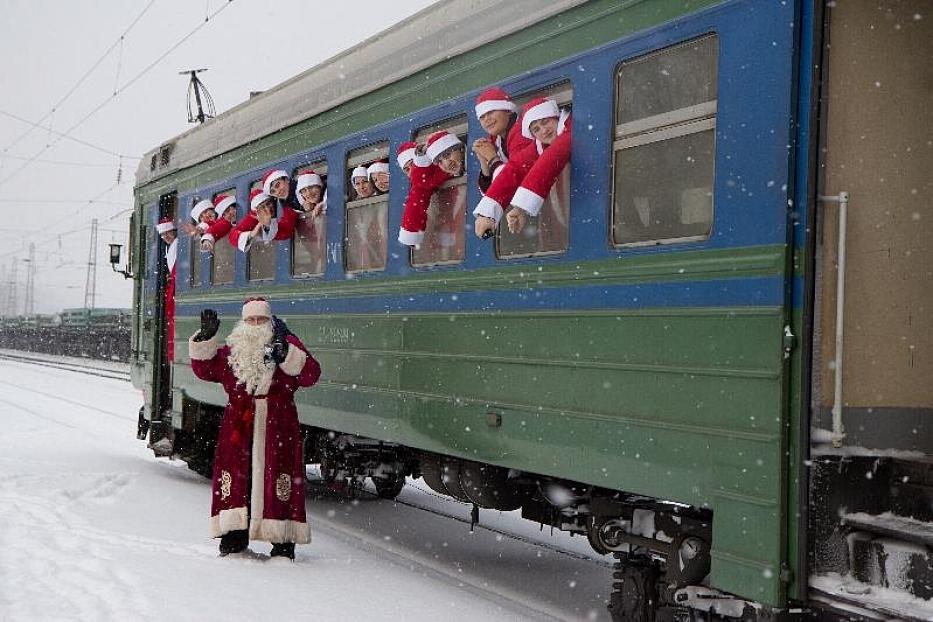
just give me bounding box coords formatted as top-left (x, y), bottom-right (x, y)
top-left (269, 316), bottom-right (290, 364)
top-left (194, 309), bottom-right (219, 342)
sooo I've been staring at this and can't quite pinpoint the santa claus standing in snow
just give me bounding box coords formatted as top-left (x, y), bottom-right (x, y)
top-left (188, 298), bottom-right (321, 559)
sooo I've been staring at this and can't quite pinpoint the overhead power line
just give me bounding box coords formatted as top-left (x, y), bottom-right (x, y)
top-left (0, 108), bottom-right (139, 160)
top-left (0, 0), bottom-right (236, 189)
top-left (0, 0), bottom-right (157, 158)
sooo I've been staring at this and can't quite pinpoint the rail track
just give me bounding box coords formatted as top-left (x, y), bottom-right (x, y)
top-left (0, 351), bottom-right (131, 382)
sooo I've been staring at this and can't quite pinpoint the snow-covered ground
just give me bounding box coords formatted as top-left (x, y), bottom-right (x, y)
top-left (0, 357), bottom-right (613, 621)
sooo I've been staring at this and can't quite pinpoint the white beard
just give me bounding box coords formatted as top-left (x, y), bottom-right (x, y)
top-left (226, 321), bottom-right (275, 394)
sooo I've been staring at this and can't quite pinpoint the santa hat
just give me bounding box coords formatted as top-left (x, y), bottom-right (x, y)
top-left (396, 141), bottom-right (418, 169)
top-left (367, 160), bottom-right (389, 177)
top-left (474, 86), bottom-right (517, 119)
top-left (350, 165), bottom-right (369, 181)
top-left (155, 218), bottom-right (175, 234)
top-left (213, 194), bottom-right (236, 218)
top-left (190, 199), bottom-right (214, 223)
top-left (249, 188), bottom-right (272, 211)
top-left (261, 169), bottom-right (288, 195)
top-left (521, 97), bottom-right (560, 139)
top-left (296, 170), bottom-right (323, 192)
top-left (241, 296), bottom-right (272, 320)
top-left (425, 130), bottom-right (462, 162)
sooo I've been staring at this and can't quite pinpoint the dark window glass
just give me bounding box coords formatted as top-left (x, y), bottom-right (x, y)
top-left (612, 35), bottom-right (718, 246)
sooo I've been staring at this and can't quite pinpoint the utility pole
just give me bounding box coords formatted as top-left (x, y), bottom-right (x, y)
top-left (23, 243), bottom-right (35, 315)
top-left (84, 219), bottom-right (98, 310)
top-left (6, 258), bottom-right (17, 316)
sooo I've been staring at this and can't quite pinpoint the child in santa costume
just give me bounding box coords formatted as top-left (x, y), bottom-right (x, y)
top-left (472, 96), bottom-right (572, 237)
top-left (199, 194), bottom-right (238, 253)
top-left (350, 165), bottom-right (375, 200)
top-left (295, 170), bottom-right (327, 219)
top-left (228, 172), bottom-right (299, 253)
top-left (471, 87), bottom-right (533, 197)
top-left (397, 130), bottom-right (464, 247)
top-left (189, 298), bottom-right (321, 559)
top-left (367, 159), bottom-right (390, 195)
top-left (156, 218), bottom-right (177, 362)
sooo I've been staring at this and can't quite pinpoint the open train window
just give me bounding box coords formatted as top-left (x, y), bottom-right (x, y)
top-left (411, 116), bottom-right (468, 267)
top-left (344, 142), bottom-right (388, 273)
top-left (210, 189), bottom-right (236, 286)
top-left (611, 34), bottom-right (718, 247)
top-left (247, 180), bottom-right (276, 282)
top-left (291, 161), bottom-right (327, 278)
top-left (496, 81), bottom-right (572, 260)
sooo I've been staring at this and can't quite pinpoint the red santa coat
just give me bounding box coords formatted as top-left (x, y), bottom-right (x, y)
top-left (473, 111), bottom-right (572, 223)
top-left (201, 218), bottom-right (233, 246)
top-left (189, 333), bottom-right (321, 543)
top-left (229, 201), bottom-right (299, 252)
top-left (476, 121), bottom-right (534, 195)
top-left (398, 163), bottom-right (454, 247)
top-left (164, 239), bottom-right (177, 362)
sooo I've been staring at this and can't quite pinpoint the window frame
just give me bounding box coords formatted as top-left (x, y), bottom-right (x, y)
top-left (344, 142), bottom-right (390, 274)
top-left (290, 161), bottom-right (328, 279)
top-left (494, 80), bottom-right (574, 261)
top-left (609, 33), bottom-right (719, 249)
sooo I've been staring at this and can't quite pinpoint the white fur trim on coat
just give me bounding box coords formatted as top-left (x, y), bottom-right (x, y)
top-left (237, 231), bottom-right (252, 253)
top-left (510, 186), bottom-right (545, 217)
top-left (278, 345), bottom-right (307, 376)
top-left (188, 335), bottom-right (219, 360)
top-left (210, 507), bottom-right (249, 537)
top-left (398, 228), bottom-right (424, 247)
top-left (473, 195), bottom-right (504, 224)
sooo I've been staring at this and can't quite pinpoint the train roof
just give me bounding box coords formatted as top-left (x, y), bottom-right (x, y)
top-left (135, 0), bottom-right (586, 188)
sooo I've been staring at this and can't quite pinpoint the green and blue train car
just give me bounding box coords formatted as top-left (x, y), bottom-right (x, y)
top-left (122, 1), bottom-right (933, 618)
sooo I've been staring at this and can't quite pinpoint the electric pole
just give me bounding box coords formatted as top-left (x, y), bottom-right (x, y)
top-left (84, 219), bottom-right (98, 310)
top-left (23, 243), bottom-right (35, 315)
top-left (6, 258), bottom-right (17, 317)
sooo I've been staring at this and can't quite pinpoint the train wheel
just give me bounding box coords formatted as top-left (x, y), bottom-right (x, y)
top-left (607, 554), bottom-right (660, 622)
top-left (373, 473), bottom-right (405, 499)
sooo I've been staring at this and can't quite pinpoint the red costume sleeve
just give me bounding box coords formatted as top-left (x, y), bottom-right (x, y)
top-left (398, 164), bottom-right (450, 246)
top-left (229, 213), bottom-right (258, 252)
top-left (203, 218), bottom-right (233, 244)
top-left (188, 337), bottom-right (228, 383)
top-left (165, 266), bottom-right (175, 362)
top-left (279, 335), bottom-right (322, 387)
top-left (511, 116), bottom-right (573, 217)
top-left (272, 204), bottom-right (298, 241)
top-left (472, 143), bottom-right (538, 223)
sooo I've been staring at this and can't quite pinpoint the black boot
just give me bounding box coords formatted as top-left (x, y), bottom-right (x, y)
top-left (219, 529), bottom-right (249, 556)
top-left (269, 542), bottom-right (295, 560)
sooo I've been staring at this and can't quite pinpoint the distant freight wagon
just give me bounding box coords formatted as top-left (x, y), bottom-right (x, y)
top-left (115, 1), bottom-right (933, 619)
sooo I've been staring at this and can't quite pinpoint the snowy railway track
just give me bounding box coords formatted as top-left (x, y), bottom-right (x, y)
top-left (0, 351), bottom-right (130, 382)
top-left (354, 480), bottom-right (613, 568)
top-left (304, 479), bottom-right (612, 621)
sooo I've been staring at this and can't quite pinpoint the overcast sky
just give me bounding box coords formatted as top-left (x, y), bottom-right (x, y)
top-left (0, 0), bottom-right (436, 315)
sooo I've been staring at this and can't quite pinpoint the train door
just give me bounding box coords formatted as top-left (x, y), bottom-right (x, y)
top-left (148, 190), bottom-right (177, 454)
top-left (808, 0), bottom-right (932, 611)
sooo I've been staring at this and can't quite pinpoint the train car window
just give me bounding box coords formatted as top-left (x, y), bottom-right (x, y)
top-left (497, 82), bottom-right (572, 260)
top-left (411, 116), bottom-right (467, 267)
top-left (247, 180), bottom-right (276, 282)
top-left (345, 142), bottom-right (389, 273)
top-left (291, 161), bottom-right (327, 278)
top-left (611, 34), bottom-right (718, 246)
top-left (211, 189), bottom-right (236, 286)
